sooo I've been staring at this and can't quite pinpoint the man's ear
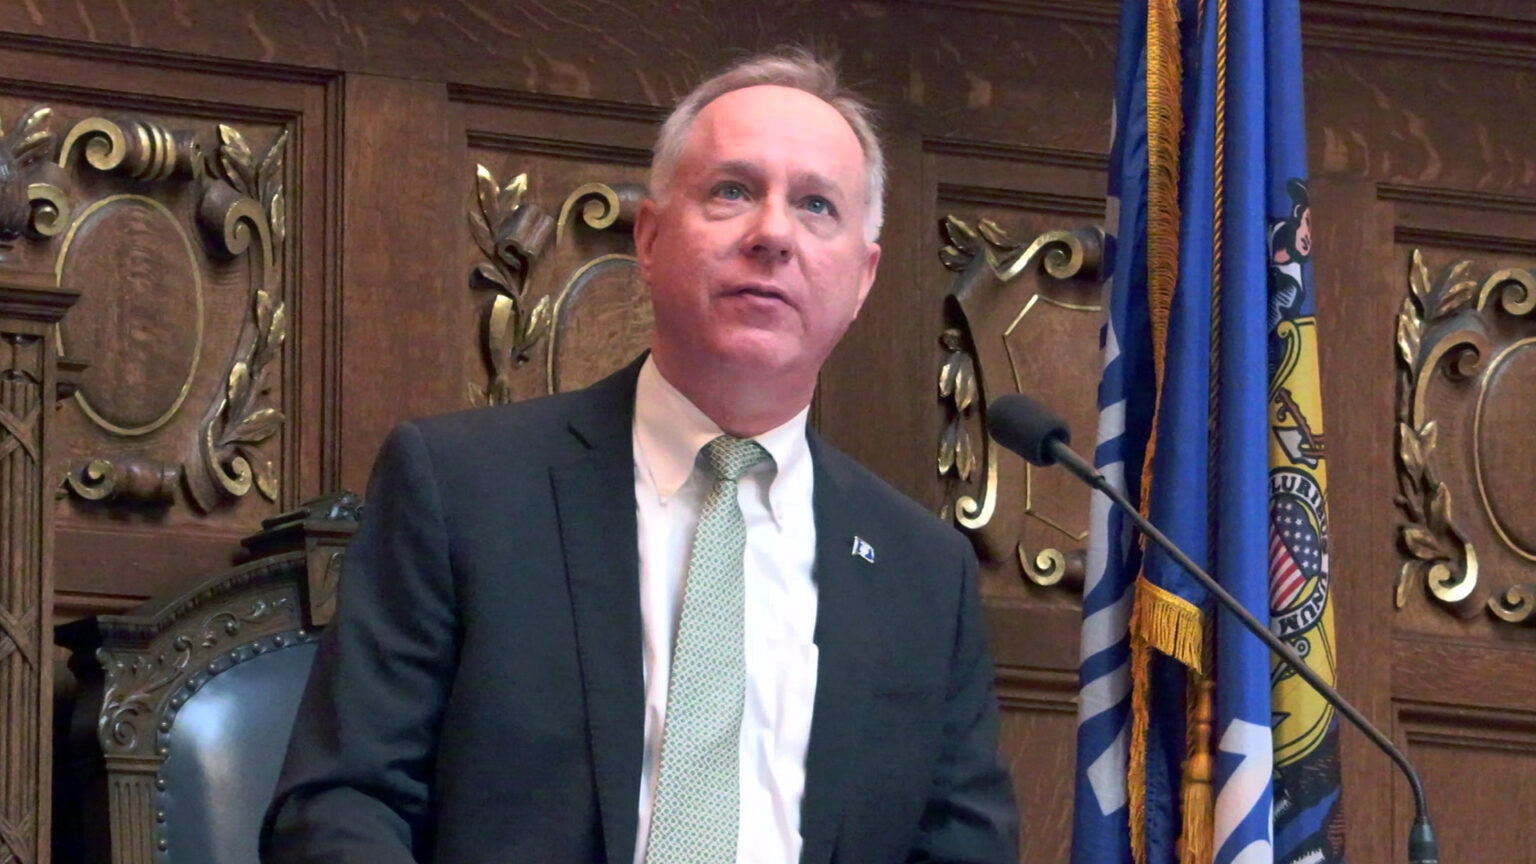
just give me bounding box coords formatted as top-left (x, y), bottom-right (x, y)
top-left (854, 241), bottom-right (881, 314)
top-left (634, 198), bottom-right (660, 280)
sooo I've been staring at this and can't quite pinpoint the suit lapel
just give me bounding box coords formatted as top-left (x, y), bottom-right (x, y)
top-left (798, 435), bottom-right (878, 864)
top-left (551, 360), bottom-right (645, 864)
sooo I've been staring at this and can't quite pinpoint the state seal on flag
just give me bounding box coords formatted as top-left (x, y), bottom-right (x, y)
top-left (1269, 467), bottom-right (1329, 636)
top-left (1269, 466), bottom-right (1338, 769)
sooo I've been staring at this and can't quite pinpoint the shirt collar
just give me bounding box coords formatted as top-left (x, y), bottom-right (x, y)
top-left (633, 356), bottom-right (810, 522)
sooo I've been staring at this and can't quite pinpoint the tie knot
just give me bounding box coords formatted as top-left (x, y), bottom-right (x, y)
top-left (701, 435), bottom-right (771, 482)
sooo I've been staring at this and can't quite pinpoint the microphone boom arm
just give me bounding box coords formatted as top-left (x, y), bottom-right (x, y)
top-left (1045, 438), bottom-right (1440, 864)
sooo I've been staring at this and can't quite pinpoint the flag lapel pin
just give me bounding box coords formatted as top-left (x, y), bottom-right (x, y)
top-left (850, 536), bottom-right (876, 563)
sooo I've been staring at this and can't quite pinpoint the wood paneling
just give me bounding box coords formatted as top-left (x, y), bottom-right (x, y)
top-left (1400, 703), bottom-right (1536, 863)
top-left (0, 1), bottom-right (1530, 862)
top-left (0, 39), bottom-right (337, 606)
top-left (335, 74), bottom-right (459, 492)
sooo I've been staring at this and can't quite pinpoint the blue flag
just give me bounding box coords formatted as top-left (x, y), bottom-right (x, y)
top-left (1076, 2), bottom-right (1341, 863)
top-left (1263, 2), bottom-right (1344, 861)
top-left (1070, 2), bottom-right (1152, 862)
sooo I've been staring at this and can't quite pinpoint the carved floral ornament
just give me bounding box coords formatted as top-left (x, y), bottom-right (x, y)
top-left (466, 166), bottom-right (647, 403)
top-left (0, 105), bottom-right (291, 513)
top-left (937, 216), bottom-right (1104, 589)
top-left (1395, 249), bottom-right (1536, 625)
top-left (98, 591), bottom-right (301, 755)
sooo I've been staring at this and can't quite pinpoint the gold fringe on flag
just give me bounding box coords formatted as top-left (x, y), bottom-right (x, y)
top-left (1128, 2), bottom-right (1186, 861)
top-left (1145, 0), bottom-right (1184, 383)
top-left (1127, 630), bottom-right (1152, 863)
top-left (1135, 577), bottom-right (1207, 671)
top-left (1128, 1), bottom-right (1223, 861)
top-left (1127, 575), bottom-right (1210, 860)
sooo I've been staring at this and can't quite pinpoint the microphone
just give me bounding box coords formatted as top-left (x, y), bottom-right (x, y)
top-left (987, 393), bottom-right (1440, 864)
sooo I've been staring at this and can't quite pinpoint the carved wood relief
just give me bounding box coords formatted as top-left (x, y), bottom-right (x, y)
top-left (924, 143), bottom-right (1110, 597)
top-left (937, 218), bottom-right (1104, 588)
top-left (1, 95), bottom-right (82, 864)
top-left (1395, 249), bottom-right (1536, 625)
top-left (27, 112), bottom-right (292, 515)
top-left (0, 313), bottom-right (52, 864)
top-left (458, 93), bottom-right (658, 405)
top-left (466, 167), bottom-right (648, 404)
top-left (60, 556), bottom-right (315, 864)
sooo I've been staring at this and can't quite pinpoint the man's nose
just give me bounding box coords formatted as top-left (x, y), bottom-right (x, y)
top-left (745, 197), bottom-right (794, 263)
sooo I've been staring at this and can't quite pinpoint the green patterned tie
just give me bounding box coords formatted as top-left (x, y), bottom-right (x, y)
top-left (644, 435), bottom-right (772, 864)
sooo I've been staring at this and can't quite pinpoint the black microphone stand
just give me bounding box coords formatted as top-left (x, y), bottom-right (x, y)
top-left (1043, 437), bottom-right (1440, 864)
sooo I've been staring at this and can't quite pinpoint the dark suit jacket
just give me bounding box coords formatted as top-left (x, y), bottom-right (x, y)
top-left (262, 360), bottom-right (1017, 864)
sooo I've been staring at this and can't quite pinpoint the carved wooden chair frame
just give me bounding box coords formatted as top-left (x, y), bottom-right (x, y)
top-left (56, 497), bottom-right (357, 864)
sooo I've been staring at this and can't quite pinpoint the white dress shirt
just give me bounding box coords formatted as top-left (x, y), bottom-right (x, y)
top-left (631, 357), bottom-right (820, 864)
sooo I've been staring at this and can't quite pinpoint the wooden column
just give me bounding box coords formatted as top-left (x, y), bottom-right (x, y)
top-left (0, 270), bottom-right (78, 864)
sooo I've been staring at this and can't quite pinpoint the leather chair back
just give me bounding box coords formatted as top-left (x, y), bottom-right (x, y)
top-left (57, 493), bottom-right (358, 864)
top-left (158, 641), bottom-right (318, 864)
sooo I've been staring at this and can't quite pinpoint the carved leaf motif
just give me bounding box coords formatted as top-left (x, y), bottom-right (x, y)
top-left (1398, 421), bottom-right (1423, 479)
top-left (469, 207), bottom-right (495, 259)
top-left (938, 420), bottom-right (958, 475)
top-left (499, 172), bottom-right (528, 215)
top-left (476, 164), bottom-right (500, 232)
top-left (245, 448), bottom-right (277, 501)
top-left (1396, 299), bottom-right (1421, 367)
top-left (1427, 482), bottom-right (1452, 534)
top-left (521, 294), bottom-right (551, 355)
top-left (1402, 525), bottom-right (1442, 560)
top-left (9, 105), bottom-right (53, 166)
top-left (1396, 560), bottom-right (1421, 609)
top-left (259, 129), bottom-right (287, 190)
top-left (466, 381), bottom-right (488, 408)
top-left (939, 329), bottom-right (963, 353)
top-left (1420, 420), bottom-right (1438, 461)
top-left (224, 407), bottom-right (283, 445)
top-left (487, 294), bottom-right (515, 369)
top-left (941, 215), bottom-right (980, 254)
top-left (976, 218), bottom-right (1015, 249)
top-left (1409, 249), bottom-right (1431, 304)
top-left (228, 362), bottom-right (252, 418)
top-left (266, 303), bottom-right (287, 351)
top-left (939, 354), bottom-right (959, 398)
top-left (254, 288), bottom-right (275, 337)
top-left (218, 123), bottom-right (255, 194)
top-left (939, 245), bottom-right (971, 271)
top-left (1435, 279), bottom-right (1478, 321)
top-left (474, 262), bottom-right (511, 293)
top-left (1395, 368), bottom-right (1413, 425)
top-left (268, 188), bottom-right (286, 247)
top-left (955, 427), bottom-right (977, 481)
top-left (953, 354), bottom-right (977, 412)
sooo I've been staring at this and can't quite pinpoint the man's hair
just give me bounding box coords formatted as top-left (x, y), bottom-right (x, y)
top-left (649, 48), bottom-right (886, 242)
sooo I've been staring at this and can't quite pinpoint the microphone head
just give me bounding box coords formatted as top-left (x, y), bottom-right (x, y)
top-left (986, 393), bottom-right (1072, 467)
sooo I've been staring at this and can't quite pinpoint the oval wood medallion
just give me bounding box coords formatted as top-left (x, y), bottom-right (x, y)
top-left (1475, 337), bottom-right (1536, 561)
top-left (547, 254), bottom-right (650, 394)
top-left (57, 194), bottom-right (204, 436)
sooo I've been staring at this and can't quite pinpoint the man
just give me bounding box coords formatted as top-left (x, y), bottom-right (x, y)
top-left (262, 50), bottom-right (1018, 864)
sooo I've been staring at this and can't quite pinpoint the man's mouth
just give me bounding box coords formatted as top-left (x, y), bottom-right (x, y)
top-left (729, 284), bottom-right (792, 306)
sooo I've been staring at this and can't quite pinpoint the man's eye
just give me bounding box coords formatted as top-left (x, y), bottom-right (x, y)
top-left (714, 182), bottom-right (747, 200)
top-left (803, 196), bottom-right (834, 216)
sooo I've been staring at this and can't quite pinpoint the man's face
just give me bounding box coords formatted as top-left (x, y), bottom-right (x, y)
top-left (635, 85), bottom-right (881, 389)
